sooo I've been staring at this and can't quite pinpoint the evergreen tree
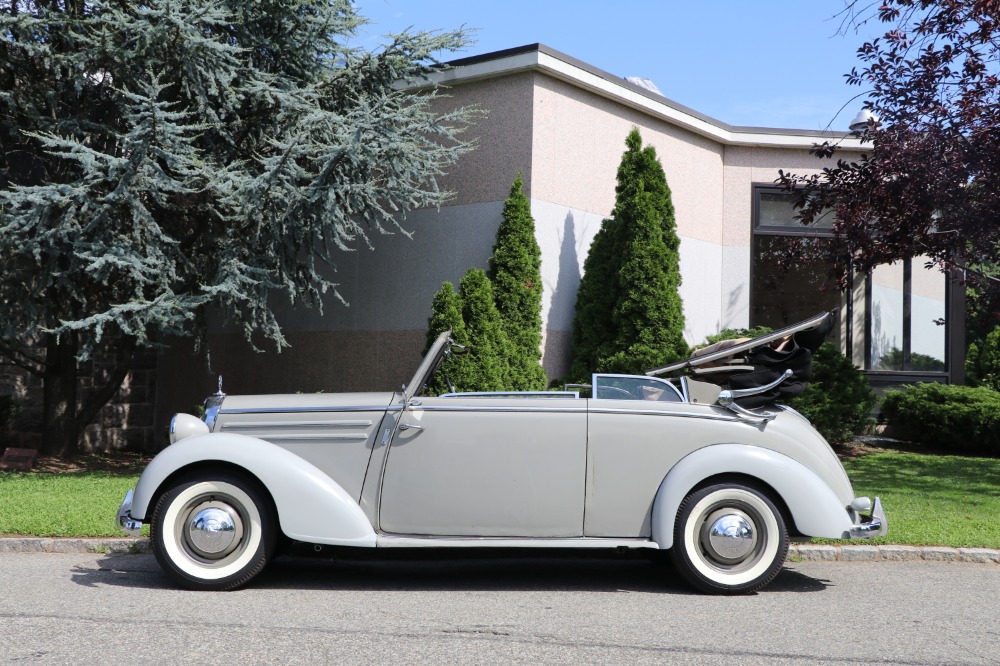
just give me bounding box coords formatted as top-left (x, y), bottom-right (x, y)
top-left (570, 129), bottom-right (687, 378)
top-left (423, 281), bottom-right (471, 395)
top-left (0, 1), bottom-right (476, 454)
top-left (457, 269), bottom-right (512, 392)
top-left (488, 173), bottom-right (547, 390)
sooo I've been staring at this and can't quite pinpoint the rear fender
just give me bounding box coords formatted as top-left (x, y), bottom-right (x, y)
top-left (651, 444), bottom-right (853, 549)
top-left (131, 433), bottom-right (376, 547)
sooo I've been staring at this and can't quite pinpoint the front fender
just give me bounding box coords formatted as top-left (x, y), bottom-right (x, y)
top-left (131, 433), bottom-right (376, 547)
top-left (651, 444), bottom-right (854, 549)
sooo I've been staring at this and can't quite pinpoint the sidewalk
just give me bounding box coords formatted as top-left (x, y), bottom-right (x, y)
top-left (0, 537), bottom-right (998, 563)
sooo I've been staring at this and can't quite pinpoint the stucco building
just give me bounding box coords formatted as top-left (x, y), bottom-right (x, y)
top-left (152, 44), bottom-right (964, 438)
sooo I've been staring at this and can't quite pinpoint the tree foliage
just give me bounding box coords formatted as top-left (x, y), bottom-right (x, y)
top-left (423, 173), bottom-right (547, 393)
top-left (456, 269), bottom-right (512, 392)
top-left (0, 0), bottom-right (476, 453)
top-left (488, 173), bottom-right (546, 390)
top-left (778, 1), bottom-right (1000, 306)
top-left (571, 128), bottom-right (686, 379)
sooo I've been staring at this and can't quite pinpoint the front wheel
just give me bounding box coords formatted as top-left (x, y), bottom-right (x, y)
top-left (151, 472), bottom-right (277, 591)
top-left (670, 482), bottom-right (788, 594)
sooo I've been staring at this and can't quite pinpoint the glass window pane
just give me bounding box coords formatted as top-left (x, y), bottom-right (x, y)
top-left (870, 263), bottom-right (905, 370)
top-left (751, 236), bottom-right (843, 349)
top-left (910, 257), bottom-right (947, 371)
top-left (869, 259), bottom-right (947, 372)
top-left (758, 191), bottom-right (833, 229)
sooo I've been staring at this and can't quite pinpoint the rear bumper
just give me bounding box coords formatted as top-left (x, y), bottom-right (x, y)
top-left (116, 489), bottom-right (143, 537)
top-left (847, 496), bottom-right (887, 539)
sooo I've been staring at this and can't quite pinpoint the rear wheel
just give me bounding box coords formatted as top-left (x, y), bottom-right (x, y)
top-left (151, 472), bottom-right (277, 591)
top-left (670, 482), bottom-right (788, 594)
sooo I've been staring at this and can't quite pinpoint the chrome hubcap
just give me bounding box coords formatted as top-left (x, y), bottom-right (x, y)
top-left (703, 509), bottom-right (756, 563)
top-left (185, 501), bottom-right (243, 559)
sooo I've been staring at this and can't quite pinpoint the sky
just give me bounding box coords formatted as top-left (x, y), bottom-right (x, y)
top-left (353, 0), bottom-right (886, 131)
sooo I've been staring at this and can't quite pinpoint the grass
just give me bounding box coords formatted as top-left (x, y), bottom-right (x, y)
top-left (839, 451), bottom-right (1000, 549)
top-left (0, 449), bottom-right (998, 548)
top-left (0, 470), bottom-right (144, 537)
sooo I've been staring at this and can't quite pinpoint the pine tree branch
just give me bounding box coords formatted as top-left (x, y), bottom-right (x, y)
top-left (0, 338), bottom-right (46, 376)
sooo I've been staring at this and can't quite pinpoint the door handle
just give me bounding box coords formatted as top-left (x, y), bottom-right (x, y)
top-left (399, 423), bottom-right (423, 431)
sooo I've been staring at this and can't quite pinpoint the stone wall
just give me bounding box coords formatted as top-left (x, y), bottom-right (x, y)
top-left (0, 350), bottom-right (159, 454)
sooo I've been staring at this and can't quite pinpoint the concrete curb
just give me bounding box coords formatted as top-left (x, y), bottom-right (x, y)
top-left (0, 538), bottom-right (998, 564)
top-left (790, 543), bottom-right (1000, 564)
top-left (0, 537), bottom-right (150, 554)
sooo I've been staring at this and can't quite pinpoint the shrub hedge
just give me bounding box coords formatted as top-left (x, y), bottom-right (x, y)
top-left (881, 383), bottom-right (1000, 455)
top-left (786, 343), bottom-right (875, 445)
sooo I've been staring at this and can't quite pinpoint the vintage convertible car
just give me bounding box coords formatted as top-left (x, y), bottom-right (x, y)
top-left (117, 311), bottom-right (886, 594)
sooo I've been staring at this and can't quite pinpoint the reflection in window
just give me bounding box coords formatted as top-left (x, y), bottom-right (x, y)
top-left (758, 191), bottom-right (834, 229)
top-left (751, 236), bottom-right (842, 350)
top-left (869, 258), bottom-right (945, 372)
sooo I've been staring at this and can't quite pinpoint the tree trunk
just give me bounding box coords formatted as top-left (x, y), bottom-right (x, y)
top-left (41, 333), bottom-right (81, 456)
top-left (40, 333), bottom-right (139, 457)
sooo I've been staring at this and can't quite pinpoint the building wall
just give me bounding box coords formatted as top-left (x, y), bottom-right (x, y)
top-left (152, 63), bottom-right (864, 448)
top-left (527, 73), bottom-right (727, 371)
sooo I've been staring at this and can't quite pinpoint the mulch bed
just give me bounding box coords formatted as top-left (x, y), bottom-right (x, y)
top-left (27, 451), bottom-right (152, 475)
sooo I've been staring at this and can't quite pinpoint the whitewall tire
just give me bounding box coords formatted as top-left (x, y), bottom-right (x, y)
top-left (151, 473), bottom-right (277, 591)
top-left (670, 482), bottom-right (788, 594)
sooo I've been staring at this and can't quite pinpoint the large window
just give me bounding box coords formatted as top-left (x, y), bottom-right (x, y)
top-left (750, 186), bottom-right (952, 380)
top-left (750, 188), bottom-right (842, 351)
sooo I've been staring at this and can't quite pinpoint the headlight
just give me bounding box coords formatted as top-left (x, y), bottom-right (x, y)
top-left (170, 413), bottom-right (210, 444)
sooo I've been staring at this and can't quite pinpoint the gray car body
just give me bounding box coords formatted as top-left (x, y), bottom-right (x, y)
top-left (125, 331), bottom-right (869, 552)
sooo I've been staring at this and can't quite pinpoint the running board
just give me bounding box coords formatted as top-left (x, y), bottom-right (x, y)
top-left (375, 536), bottom-right (660, 549)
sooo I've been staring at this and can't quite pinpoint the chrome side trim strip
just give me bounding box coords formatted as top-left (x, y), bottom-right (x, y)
top-left (417, 405), bottom-right (587, 414)
top-left (261, 433), bottom-right (370, 441)
top-left (375, 535), bottom-right (659, 549)
top-left (220, 406), bottom-right (396, 415)
top-left (222, 419), bottom-right (373, 429)
top-left (589, 407), bottom-right (740, 422)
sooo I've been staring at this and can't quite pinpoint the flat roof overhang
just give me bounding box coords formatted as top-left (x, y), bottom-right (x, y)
top-left (410, 43), bottom-right (868, 152)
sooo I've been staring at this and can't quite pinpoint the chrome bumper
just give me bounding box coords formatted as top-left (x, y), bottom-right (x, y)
top-left (847, 496), bottom-right (888, 539)
top-left (116, 489), bottom-right (143, 537)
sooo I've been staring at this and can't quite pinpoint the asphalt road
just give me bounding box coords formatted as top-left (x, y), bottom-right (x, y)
top-left (1, 550), bottom-right (998, 665)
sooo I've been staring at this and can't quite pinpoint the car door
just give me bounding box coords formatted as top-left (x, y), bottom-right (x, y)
top-left (378, 395), bottom-right (587, 537)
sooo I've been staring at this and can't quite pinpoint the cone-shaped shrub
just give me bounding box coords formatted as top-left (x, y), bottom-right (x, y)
top-left (488, 173), bottom-right (547, 390)
top-left (571, 128), bottom-right (687, 378)
top-left (424, 281), bottom-right (471, 394)
top-left (456, 269), bottom-right (513, 391)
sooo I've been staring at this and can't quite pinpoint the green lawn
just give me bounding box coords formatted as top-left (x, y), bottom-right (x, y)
top-left (1, 450), bottom-right (998, 548)
top-left (0, 471), bottom-right (144, 537)
top-left (839, 452), bottom-right (1000, 549)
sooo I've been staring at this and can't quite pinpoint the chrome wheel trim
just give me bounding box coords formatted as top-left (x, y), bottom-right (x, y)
top-left (161, 481), bottom-right (262, 581)
top-left (186, 502), bottom-right (243, 558)
top-left (703, 508), bottom-right (757, 562)
top-left (683, 488), bottom-right (780, 586)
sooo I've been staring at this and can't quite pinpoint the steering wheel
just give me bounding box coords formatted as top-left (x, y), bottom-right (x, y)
top-left (446, 375), bottom-right (456, 394)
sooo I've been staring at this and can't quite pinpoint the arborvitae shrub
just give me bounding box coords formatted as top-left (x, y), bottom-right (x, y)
top-left (456, 269), bottom-right (513, 392)
top-left (571, 128), bottom-right (686, 379)
top-left (488, 173), bottom-right (547, 390)
top-left (424, 282), bottom-right (470, 395)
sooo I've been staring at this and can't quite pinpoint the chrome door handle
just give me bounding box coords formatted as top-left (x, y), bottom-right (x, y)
top-left (399, 423), bottom-right (423, 431)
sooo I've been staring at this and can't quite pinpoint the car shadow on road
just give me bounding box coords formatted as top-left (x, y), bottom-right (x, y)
top-left (74, 549), bottom-right (830, 595)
